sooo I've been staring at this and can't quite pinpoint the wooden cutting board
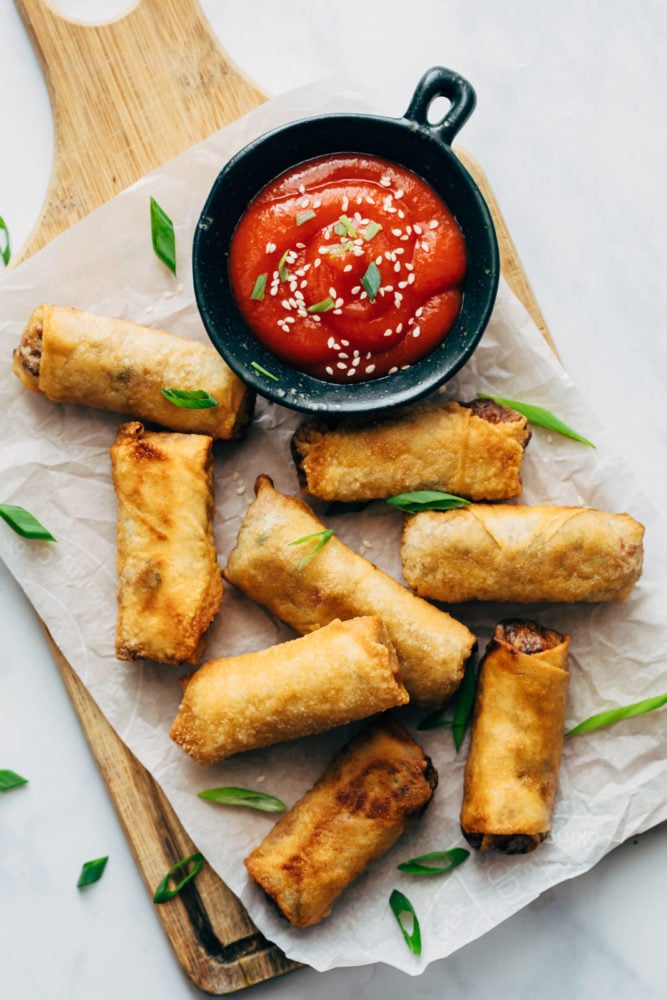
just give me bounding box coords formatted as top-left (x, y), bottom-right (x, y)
top-left (12, 0), bottom-right (553, 993)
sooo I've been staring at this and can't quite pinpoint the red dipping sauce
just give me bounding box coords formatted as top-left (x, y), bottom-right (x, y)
top-left (229, 154), bottom-right (466, 383)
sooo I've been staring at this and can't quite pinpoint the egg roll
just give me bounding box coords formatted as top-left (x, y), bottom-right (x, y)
top-left (111, 421), bottom-right (223, 665)
top-left (245, 713), bottom-right (437, 926)
top-left (460, 619), bottom-right (570, 854)
top-left (12, 304), bottom-right (253, 438)
top-left (170, 616), bottom-right (409, 765)
top-left (291, 398), bottom-right (530, 502)
top-left (223, 475), bottom-right (476, 707)
top-left (401, 503), bottom-right (645, 603)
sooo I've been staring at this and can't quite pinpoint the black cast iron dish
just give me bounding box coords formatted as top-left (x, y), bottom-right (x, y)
top-left (192, 66), bottom-right (499, 415)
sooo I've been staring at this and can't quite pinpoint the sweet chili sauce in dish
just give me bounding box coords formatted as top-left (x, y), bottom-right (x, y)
top-left (228, 154), bottom-right (467, 383)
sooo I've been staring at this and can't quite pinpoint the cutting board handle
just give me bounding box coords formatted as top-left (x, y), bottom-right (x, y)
top-left (14, 0), bottom-right (265, 261)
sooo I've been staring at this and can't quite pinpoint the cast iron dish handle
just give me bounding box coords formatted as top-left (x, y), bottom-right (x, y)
top-left (404, 66), bottom-right (477, 145)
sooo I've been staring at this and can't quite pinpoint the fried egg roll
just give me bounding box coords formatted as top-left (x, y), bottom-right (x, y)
top-left (170, 617), bottom-right (408, 764)
top-left (111, 421), bottom-right (223, 665)
top-left (13, 304), bottom-right (253, 438)
top-left (291, 398), bottom-right (530, 502)
top-left (245, 713), bottom-right (437, 926)
top-left (401, 503), bottom-right (645, 603)
top-left (460, 619), bottom-right (570, 854)
top-left (223, 475), bottom-right (476, 707)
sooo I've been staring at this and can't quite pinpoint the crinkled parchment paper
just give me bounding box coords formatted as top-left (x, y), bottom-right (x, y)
top-left (0, 82), bottom-right (665, 975)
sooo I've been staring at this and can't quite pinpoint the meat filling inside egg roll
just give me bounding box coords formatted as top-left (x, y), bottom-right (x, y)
top-left (169, 616), bottom-right (409, 765)
top-left (245, 713), bottom-right (438, 927)
top-left (290, 398), bottom-right (530, 502)
top-left (223, 475), bottom-right (476, 707)
top-left (111, 421), bottom-right (223, 665)
top-left (13, 304), bottom-right (254, 438)
top-left (460, 619), bottom-right (570, 854)
top-left (401, 503), bottom-right (645, 603)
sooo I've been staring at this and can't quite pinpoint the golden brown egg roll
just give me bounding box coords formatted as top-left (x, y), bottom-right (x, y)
top-left (12, 304), bottom-right (253, 438)
top-left (111, 421), bottom-right (223, 665)
top-left (170, 616), bottom-right (409, 765)
top-left (291, 398), bottom-right (530, 502)
top-left (401, 503), bottom-right (645, 603)
top-left (460, 619), bottom-right (570, 854)
top-left (223, 475), bottom-right (476, 707)
top-left (245, 713), bottom-right (437, 927)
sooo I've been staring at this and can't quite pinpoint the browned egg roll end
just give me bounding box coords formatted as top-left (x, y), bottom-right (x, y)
top-left (244, 713), bottom-right (437, 927)
top-left (12, 305), bottom-right (44, 392)
top-left (460, 619), bottom-right (570, 855)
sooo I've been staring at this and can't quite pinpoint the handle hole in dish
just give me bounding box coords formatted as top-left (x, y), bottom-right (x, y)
top-left (426, 95), bottom-right (453, 126)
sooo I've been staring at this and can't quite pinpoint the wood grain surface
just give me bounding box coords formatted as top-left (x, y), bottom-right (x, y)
top-left (12, 0), bottom-right (553, 993)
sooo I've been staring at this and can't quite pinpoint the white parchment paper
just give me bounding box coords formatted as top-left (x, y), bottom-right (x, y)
top-left (0, 82), bottom-right (665, 975)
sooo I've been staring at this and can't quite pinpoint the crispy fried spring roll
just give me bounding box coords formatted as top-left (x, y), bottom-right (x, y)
top-left (245, 713), bottom-right (437, 926)
top-left (111, 422), bottom-right (223, 665)
top-left (460, 619), bottom-right (570, 854)
top-left (223, 475), bottom-right (476, 707)
top-left (170, 616), bottom-right (409, 764)
top-left (401, 503), bottom-right (645, 603)
top-left (291, 398), bottom-right (530, 502)
top-left (13, 304), bottom-right (253, 438)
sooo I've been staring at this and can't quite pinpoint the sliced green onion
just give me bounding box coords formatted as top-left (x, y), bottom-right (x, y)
top-left (150, 196), bottom-right (176, 275)
top-left (250, 273), bottom-right (267, 300)
top-left (389, 889), bottom-right (422, 956)
top-left (452, 658), bottom-right (477, 752)
top-left (328, 240), bottom-right (355, 257)
top-left (307, 296), bottom-right (335, 314)
top-left (417, 708), bottom-right (453, 732)
top-left (289, 528), bottom-right (334, 569)
top-left (334, 214), bottom-right (357, 238)
top-left (197, 786), bottom-right (286, 813)
top-left (77, 856), bottom-right (108, 888)
top-left (296, 210), bottom-right (317, 226)
top-left (160, 388), bottom-right (218, 409)
top-left (397, 847), bottom-right (470, 876)
top-left (0, 769), bottom-right (28, 792)
top-left (278, 249), bottom-right (291, 282)
top-left (0, 504), bottom-right (56, 541)
top-left (0, 216), bottom-right (11, 266)
top-left (153, 851), bottom-right (205, 904)
top-left (477, 393), bottom-right (595, 448)
top-left (361, 260), bottom-right (381, 303)
top-left (250, 361), bottom-right (279, 381)
top-left (386, 490), bottom-right (470, 514)
top-left (565, 693), bottom-right (667, 738)
top-left (363, 221), bottom-right (383, 241)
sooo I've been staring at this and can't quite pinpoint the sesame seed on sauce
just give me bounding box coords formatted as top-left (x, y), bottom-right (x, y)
top-left (266, 241), bottom-right (277, 253)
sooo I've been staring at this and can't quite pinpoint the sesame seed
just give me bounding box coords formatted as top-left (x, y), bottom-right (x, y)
top-left (405, 262), bottom-right (414, 270)
top-left (388, 366), bottom-right (398, 374)
top-left (397, 209), bottom-right (406, 219)
top-left (375, 255), bottom-right (383, 265)
top-left (380, 175), bottom-right (392, 187)
top-left (340, 339), bottom-right (350, 347)
top-left (338, 352), bottom-right (349, 359)
top-left (400, 234), bottom-right (410, 241)
top-left (336, 362), bottom-right (347, 370)
top-left (344, 264), bottom-right (353, 272)
top-left (398, 280), bottom-right (408, 289)
top-left (393, 261), bottom-right (401, 273)
top-left (298, 184), bottom-right (306, 194)
top-left (384, 328), bottom-right (393, 337)
top-left (281, 300), bottom-right (292, 310)
top-left (265, 241), bottom-right (277, 253)
top-left (413, 325), bottom-right (421, 338)
top-left (342, 196), bottom-right (349, 211)
top-left (347, 369), bottom-right (355, 377)
top-left (296, 242), bottom-right (306, 250)
top-left (335, 297), bottom-right (344, 308)
top-left (314, 258), bottom-right (322, 268)
top-left (396, 323), bottom-right (403, 333)
top-left (300, 196), bottom-right (309, 208)
top-left (421, 241), bottom-right (430, 252)
top-left (351, 285), bottom-right (361, 295)
top-left (416, 307), bottom-right (424, 317)
top-left (413, 224), bottom-right (422, 235)
top-left (313, 198), bottom-right (322, 208)
top-left (365, 364), bottom-right (376, 374)
top-left (429, 219), bottom-right (439, 229)
top-left (407, 273), bottom-right (415, 284)
top-left (394, 189), bottom-right (404, 199)
top-left (333, 308), bottom-right (343, 315)
top-left (327, 336), bottom-right (336, 348)
top-left (391, 227), bottom-right (402, 237)
top-left (325, 366), bottom-right (334, 375)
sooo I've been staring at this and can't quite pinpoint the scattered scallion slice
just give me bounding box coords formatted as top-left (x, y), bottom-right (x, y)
top-left (77, 856), bottom-right (108, 888)
top-left (0, 504), bottom-right (56, 541)
top-left (307, 296), bottom-right (335, 314)
top-left (477, 392), bottom-right (595, 448)
top-left (197, 786), bottom-right (286, 813)
top-left (397, 847), bottom-right (470, 876)
top-left (250, 273), bottom-right (267, 300)
top-left (0, 769), bottom-right (28, 792)
top-left (389, 889), bottom-right (422, 956)
top-left (386, 490), bottom-right (470, 514)
top-left (289, 528), bottom-right (334, 569)
top-left (361, 260), bottom-right (381, 303)
top-left (153, 852), bottom-right (205, 904)
top-left (328, 240), bottom-right (355, 257)
top-left (150, 196), bottom-right (176, 275)
top-left (0, 216), bottom-right (11, 266)
top-left (296, 210), bottom-right (317, 226)
top-left (250, 361), bottom-right (279, 381)
top-left (160, 388), bottom-right (218, 409)
top-left (278, 249), bottom-right (291, 282)
top-left (565, 693), bottom-right (667, 738)
top-left (452, 658), bottom-right (477, 752)
top-left (334, 214), bottom-right (357, 238)
top-left (363, 220), bottom-right (383, 241)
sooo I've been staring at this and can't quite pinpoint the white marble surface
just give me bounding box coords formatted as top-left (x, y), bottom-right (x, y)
top-left (1, 1), bottom-right (665, 998)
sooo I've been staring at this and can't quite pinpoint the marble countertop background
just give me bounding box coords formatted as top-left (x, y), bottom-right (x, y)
top-left (1, 2), bottom-right (665, 998)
